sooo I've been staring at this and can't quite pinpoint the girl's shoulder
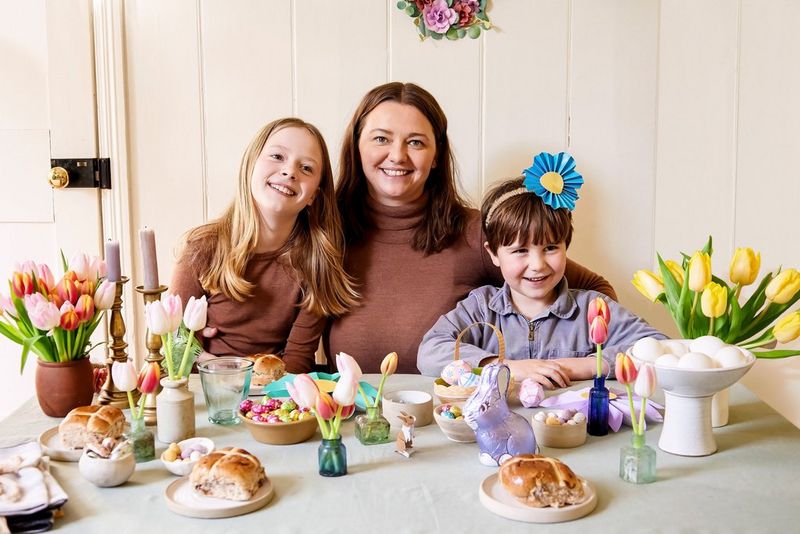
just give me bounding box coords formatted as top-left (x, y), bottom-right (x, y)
top-left (180, 225), bottom-right (221, 264)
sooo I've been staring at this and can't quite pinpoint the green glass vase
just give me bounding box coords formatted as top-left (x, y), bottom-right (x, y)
top-left (318, 436), bottom-right (347, 477)
top-left (354, 406), bottom-right (391, 445)
top-left (619, 432), bottom-right (656, 484)
top-left (126, 417), bottom-right (155, 463)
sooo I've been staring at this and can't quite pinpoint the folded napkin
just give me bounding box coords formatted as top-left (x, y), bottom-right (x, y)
top-left (539, 387), bottom-right (663, 432)
top-left (0, 441), bottom-right (67, 520)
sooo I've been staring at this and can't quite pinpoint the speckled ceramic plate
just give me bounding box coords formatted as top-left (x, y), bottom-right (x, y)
top-left (479, 473), bottom-right (596, 523)
top-left (38, 427), bottom-right (82, 462)
top-left (165, 476), bottom-right (274, 518)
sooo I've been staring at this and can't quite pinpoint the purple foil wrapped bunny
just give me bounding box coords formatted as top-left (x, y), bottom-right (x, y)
top-left (464, 363), bottom-right (537, 466)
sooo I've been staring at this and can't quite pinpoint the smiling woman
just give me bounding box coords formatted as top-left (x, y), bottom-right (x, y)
top-left (170, 118), bottom-right (358, 373)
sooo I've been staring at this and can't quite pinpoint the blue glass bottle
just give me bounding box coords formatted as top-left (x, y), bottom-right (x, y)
top-left (587, 376), bottom-right (609, 436)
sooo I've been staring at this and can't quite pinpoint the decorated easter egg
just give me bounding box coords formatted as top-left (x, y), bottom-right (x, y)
top-left (689, 336), bottom-right (726, 357)
top-left (655, 353), bottom-right (680, 367)
top-left (632, 337), bottom-right (663, 362)
top-left (714, 346), bottom-right (747, 368)
top-left (661, 340), bottom-right (688, 357)
top-left (457, 371), bottom-right (480, 388)
top-left (441, 360), bottom-right (473, 385)
top-left (678, 352), bottom-right (716, 369)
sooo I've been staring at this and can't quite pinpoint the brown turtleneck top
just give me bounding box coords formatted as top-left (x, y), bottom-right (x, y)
top-left (325, 196), bottom-right (617, 374)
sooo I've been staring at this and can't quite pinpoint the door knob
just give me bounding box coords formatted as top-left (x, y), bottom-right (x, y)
top-left (48, 167), bottom-right (69, 189)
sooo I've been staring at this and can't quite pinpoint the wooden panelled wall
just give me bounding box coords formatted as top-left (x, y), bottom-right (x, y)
top-left (123, 1), bottom-right (800, 420)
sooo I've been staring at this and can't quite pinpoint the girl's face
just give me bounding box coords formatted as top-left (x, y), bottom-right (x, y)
top-left (485, 235), bottom-right (568, 318)
top-left (358, 101), bottom-right (437, 207)
top-left (250, 126), bottom-right (323, 219)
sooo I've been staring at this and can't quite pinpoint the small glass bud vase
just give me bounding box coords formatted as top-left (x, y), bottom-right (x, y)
top-left (619, 432), bottom-right (656, 484)
top-left (587, 376), bottom-right (610, 436)
top-left (126, 417), bottom-right (155, 463)
top-left (318, 436), bottom-right (347, 477)
top-left (354, 406), bottom-right (391, 445)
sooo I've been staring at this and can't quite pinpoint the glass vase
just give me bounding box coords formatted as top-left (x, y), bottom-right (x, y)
top-left (318, 436), bottom-right (347, 477)
top-left (587, 376), bottom-right (609, 436)
top-left (354, 406), bottom-right (391, 445)
top-left (126, 417), bottom-right (155, 463)
top-left (619, 432), bottom-right (656, 484)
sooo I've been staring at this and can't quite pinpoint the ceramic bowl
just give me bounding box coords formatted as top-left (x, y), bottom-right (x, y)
top-left (382, 390), bottom-right (434, 427)
top-left (242, 414), bottom-right (317, 445)
top-left (161, 437), bottom-right (215, 476)
top-left (532, 411), bottom-right (587, 449)
top-left (433, 402), bottom-right (475, 443)
top-left (78, 449), bottom-right (136, 487)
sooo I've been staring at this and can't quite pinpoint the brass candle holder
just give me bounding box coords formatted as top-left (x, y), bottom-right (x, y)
top-left (98, 277), bottom-right (136, 408)
top-left (136, 284), bottom-right (168, 425)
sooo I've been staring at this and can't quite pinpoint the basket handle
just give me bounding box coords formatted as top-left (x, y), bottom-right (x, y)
top-left (453, 322), bottom-right (505, 365)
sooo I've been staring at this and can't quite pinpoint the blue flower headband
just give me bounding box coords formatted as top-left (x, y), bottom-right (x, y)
top-left (485, 152), bottom-right (584, 224)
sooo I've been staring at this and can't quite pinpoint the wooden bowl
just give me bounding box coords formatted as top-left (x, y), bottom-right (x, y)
top-left (433, 402), bottom-right (475, 443)
top-left (433, 380), bottom-right (476, 405)
top-left (382, 390), bottom-right (434, 427)
top-left (242, 415), bottom-right (317, 445)
top-left (532, 412), bottom-right (587, 449)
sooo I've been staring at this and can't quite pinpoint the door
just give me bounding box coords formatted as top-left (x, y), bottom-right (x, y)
top-left (0, 0), bottom-right (104, 417)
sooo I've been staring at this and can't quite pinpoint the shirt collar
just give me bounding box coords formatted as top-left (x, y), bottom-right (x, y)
top-left (489, 278), bottom-right (577, 320)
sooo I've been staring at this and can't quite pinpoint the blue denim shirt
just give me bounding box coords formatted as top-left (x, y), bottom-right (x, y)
top-left (417, 279), bottom-right (665, 376)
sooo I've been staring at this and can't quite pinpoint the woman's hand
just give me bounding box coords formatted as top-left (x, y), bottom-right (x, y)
top-left (506, 359), bottom-right (571, 390)
top-left (194, 327), bottom-right (218, 363)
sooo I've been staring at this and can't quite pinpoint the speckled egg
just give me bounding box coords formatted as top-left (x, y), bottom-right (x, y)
top-left (661, 340), bottom-right (689, 357)
top-left (678, 351), bottom-right (716, 369)
top-left (714, 346), bottom-right (748, 368)
top-left (441, 360), bottom-right (473, 386)
top-left (655, 353), bottom-right (680, 367)
top-left (457, 371), bottom-right (480, 388)
top-left (689, 336), bottom-right (726, 357)
top-left (632, 337), bottom-right (664, 362)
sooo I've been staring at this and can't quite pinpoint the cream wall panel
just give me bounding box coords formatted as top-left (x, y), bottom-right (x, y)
top-left (390, 8), bottom-right (482, 205)
top-left (125, 0), bottom-right (205, 289)
top-left (654, 0), bottom-right (738, 274)
top-left (201, 0), bottom-right (293, 220)
top-left (295, 0), bottom-right (387, 173)
top-left (483, 0), bottom-right (569, 191)
top-left (0, 130), bottom-right (53, 223)
top-left (569, 0), bottom-right (659, 323)
top-left (0, 0), bottom-right (48, 130)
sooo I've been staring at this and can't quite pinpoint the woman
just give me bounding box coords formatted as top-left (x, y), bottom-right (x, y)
top-left (327, 82), bottom-right (616, 373)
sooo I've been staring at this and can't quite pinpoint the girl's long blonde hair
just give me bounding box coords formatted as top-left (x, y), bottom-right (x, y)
top-left (180, 118), bottom-right (358, 317)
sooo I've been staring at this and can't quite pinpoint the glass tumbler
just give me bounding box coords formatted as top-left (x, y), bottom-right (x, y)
top-left (198, 357), bottom-right (253, 425)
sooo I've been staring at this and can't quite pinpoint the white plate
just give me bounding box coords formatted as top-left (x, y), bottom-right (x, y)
top-left (479, 473), bottom-right (596, 523)
top-left (165, 476), bottom-right (274, 518)
top-left (38, 427), bottom-right (82, 462)
top-left (248, 384), bottom-right (267, 396)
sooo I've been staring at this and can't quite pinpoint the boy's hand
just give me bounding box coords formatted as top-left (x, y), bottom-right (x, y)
top-left (506, 359), bottom-right (571, 390)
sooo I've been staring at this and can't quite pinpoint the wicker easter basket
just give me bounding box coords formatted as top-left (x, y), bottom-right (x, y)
top-left (433, 322), bottom-right (506, 404)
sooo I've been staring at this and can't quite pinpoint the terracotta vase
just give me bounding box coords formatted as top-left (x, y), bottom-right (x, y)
top-left (35, 358), bottom-right (95, 417)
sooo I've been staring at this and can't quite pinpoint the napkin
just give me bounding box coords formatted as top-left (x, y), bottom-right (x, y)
top-left (538, 387), bottom-right (663, 432)
top-left (0, 441), bottom-right (68, 524)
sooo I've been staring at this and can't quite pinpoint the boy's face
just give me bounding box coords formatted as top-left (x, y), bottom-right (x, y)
top-left (485, 236), bottom-right (567, 318)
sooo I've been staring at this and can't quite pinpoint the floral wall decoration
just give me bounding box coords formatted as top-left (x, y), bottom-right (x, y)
top-left (397, 0), bottom-right (493, 41)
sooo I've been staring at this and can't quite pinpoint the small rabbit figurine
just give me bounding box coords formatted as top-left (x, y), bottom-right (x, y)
top-left (464, 363), bottom-right (537, 466)
top-left (395, 411), bottom-right (416, 458)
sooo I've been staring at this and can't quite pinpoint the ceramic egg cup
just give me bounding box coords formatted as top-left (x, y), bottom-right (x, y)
top-left (433, 402), bottom-right (475, 443)
top-left (382, 390), bottom-right (433, 427)
top-left (532, 412), bottom-right (587, 449)
top-left (161, 437), bottom-right (215, 476)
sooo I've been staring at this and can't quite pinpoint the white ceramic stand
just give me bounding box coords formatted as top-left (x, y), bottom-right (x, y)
top-left (711, 388), bottom-right (729, 428)
top-left (659, 392), bottom-right (716, 456)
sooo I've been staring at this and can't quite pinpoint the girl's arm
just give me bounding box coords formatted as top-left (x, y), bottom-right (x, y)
top-left (282, 309), bottom-right (327, 374)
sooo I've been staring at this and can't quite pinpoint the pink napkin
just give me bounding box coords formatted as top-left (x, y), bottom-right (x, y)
top-left (538, 387), bottom-right (663, 432)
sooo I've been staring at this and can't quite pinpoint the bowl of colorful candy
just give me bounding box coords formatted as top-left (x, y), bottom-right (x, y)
top-left (532, 409), bottom-right (587, 449)
top-left (433, 402), bottom-right (475, 443)
top-left (160, 437), bottom-right (215, 476)
top-left (239, 397), bottom-right (317, 445)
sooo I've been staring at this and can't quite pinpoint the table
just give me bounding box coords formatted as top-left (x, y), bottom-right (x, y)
top-left (2, 375), bottom-right (799, 533)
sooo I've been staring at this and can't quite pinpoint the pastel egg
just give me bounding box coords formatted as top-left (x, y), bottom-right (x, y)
top-left (457, 371), bottom-right (480, 388)
top-left (534, 411), bottom-right (546, 422)
top-left (714, 346), bottom-right (748, 368)
top-left (632, 337), bottom-right (664, 362)
top-left (661, 340), bottom-right (688, 357)
top-left (678, 352), bottom-right (716, 370)
top-left (689, 336), bottom-right (726, 357)
top-left (441, 360), bottom-right (473, 385)
top-left (655, 353), bottom-right (680, 367)
top-left (573, 412), bottom-right (586, 423)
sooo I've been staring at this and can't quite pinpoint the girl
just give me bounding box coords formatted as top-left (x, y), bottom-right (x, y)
top-left (171, 118), bottom-right (358, 373)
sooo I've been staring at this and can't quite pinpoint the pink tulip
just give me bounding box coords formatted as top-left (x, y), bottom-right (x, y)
top-left (340, 404), bottom-right (355, 419)
top-left (332, 375), bottom-right (358, 407)
top-left (75, 294), bottom-right (95, 324)
top-left (183, 295), bottom-right (208, 332)
top-left (161, 293), bottom-right (183, 333)
top-left (144, 300), bottom-right (170, 335)
top-left (94, 280), bottom-right (115, 310)
top-left (54, 277), bottom-right (79, 306)
top-left (615, 352), bottom-right (638, 385)
top-left (16, 260), bottom-right (37, 275)
top-left (35, 264), bottom-right (55, 294)
top-left (587, 297), bottom-right (611, 325)
top-left (137, 361), bottom-right (161, 394)
top-left (77, 279), bottom-right (95, 296)
top-left (0, 292), bottom-right (16, 317)
top-left (315, 392), bottom-right (338, 420)
top-left (59, 301), bottom-right (79, 331)
top-left (24, 293), bottom-right (60, 331)
top-left (69, 253), bottom-right (91, 282)
top-left (288, 374), bottom-right (320, 410)
top-left (634, 362), bottom-right (657, 398)
top-left (87, 255), bottom-right (106, 280)
top-left (589, 316), bottom-right (608, 345)
top-left (111, 360), bottom-right (138, 392)
top-left (11, 272), bottom-right (33, 298)
top-left (335, 352), bottom-right (363, 382)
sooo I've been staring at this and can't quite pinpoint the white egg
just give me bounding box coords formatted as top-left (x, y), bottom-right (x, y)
top-left (678, 352), bottom-right (716, 370)
top-left (655, 353), bottom-right (680, 367)
top-left (714, 346), bottom-right (747, 368)
top-left (689, 336), bottom-right (726, 357)
top-left (632, 337), bottom-right (664, 362)
top-left (661, 340), bottom-right (688, 357)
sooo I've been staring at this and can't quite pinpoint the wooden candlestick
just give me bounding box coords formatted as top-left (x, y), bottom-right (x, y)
top-left (98, 277), bottom-right (137, 408)
top-left (136, 284), bottom-right (168, 425)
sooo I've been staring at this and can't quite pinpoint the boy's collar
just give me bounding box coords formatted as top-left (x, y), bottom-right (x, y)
top-left (489, 278), bottom-right (577, 320)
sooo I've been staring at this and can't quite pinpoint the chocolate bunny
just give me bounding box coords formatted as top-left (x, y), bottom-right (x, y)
top-left (464, 363), bottom-right (537, 466)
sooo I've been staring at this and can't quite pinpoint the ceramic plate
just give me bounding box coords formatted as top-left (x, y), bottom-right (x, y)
top-left (478, 474), bottom-right (596, 523)
top-left (165, 476), bottom-right (274, 518)
top-left (263, 372), bottom-right (379, 411)
top-left (38, 427), bottom-right (82, 462)
top-left (248, 384), bottom-right (267, 396)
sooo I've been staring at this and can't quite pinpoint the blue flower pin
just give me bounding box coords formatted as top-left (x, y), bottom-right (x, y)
top-left (522, 152), bottom-right (584, 211)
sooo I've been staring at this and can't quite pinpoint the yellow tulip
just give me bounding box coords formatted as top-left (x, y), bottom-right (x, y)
top-left (765, 269), bottom-right (800, 304)
top-left (701, 282), bottom-right (727, 318)
top-left (631, 270), bottom-right (664, 302)
top-left (773, 312), bottom-right (800, 344)
top-left (688, 251), bottom-right (712, 292)
top-left (729, 247), bottom-right (761, 286)
top-left (664, 260), bottom-right (684, 285)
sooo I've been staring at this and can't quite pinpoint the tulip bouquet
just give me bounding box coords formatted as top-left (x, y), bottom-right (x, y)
top-left (143, 293), bottom-right (206, 381)
top-left (0, 254), bottom-right (115, 372)
top-left (632, 237), bottom-right (800, 357)
top-left (588, 297), bottom-right (610, 378)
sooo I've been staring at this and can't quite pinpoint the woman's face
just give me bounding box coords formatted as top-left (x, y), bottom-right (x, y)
top-left (250, 126), bottom-right (323, 219)
top-left (357, 101), bottom-right (437, 207)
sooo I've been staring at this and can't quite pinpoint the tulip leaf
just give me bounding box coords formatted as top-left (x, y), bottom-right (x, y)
top-left (741, 272), bottom-right (773, 321)
top-left (726, 294), bottom-right (744, 343)
top-left (0, 322), bottom-right (25, 344)
top-left (657, 254), bottom-right (681, 313)
top-left (20, 335), bottom-right (44, 374)
top-left (701, 235), bottom-right (713, 256)
top-left (60, 249), bottom-right (68, 272)
top-left (740, 292), bottom-right (800, 343)
top-left (752, 349), bottom-right (800, 359)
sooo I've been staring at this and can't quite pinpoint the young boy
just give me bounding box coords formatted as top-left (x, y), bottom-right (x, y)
top-left (417, 159), bottom-right (664, 389)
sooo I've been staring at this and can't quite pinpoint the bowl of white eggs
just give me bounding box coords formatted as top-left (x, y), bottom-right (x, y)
top-left (629, 336), bottom-right (755, 457)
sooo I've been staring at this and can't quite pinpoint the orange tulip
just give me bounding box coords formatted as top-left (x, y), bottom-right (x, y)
top-left (137, 361), bottom-right (161, 394)
top-left (55, 278), bottom-right (79, 306)
top-left (11, 272), bottom-right (33, 298)
top-left (615, 353), bottom-right (638, 385)
top-left (75, 294), bottom-right (95, 324)
top-left (315, 391), bottom-right (338, 420)
top-left (59, 301), bottom-right (79, 331)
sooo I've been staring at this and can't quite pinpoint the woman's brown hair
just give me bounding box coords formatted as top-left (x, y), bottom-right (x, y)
top-left (179, 118), bottom-right (358, 316)
top-left (336, 82), bottom-right (469, 254)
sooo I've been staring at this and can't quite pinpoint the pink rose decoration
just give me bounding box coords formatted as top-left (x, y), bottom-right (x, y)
top-left (453, 0), bottom-right (478, 28)
top-left (519, 378), bottom-right (545, 408)
top-left (423, 0), bottom-right (457, 34)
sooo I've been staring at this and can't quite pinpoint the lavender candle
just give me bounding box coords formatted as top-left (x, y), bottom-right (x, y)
top-left (139, 228), bottom-right (159, 290)
top-left (105, 240), bottom-right (121, 282)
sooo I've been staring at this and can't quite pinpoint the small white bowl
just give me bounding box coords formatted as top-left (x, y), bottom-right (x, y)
top-left (79, 449), bottom-right (136, 487)
top-left (161, 437), bottom-right (215, 476)
top-left (382, 390), bottom-right (433, 427)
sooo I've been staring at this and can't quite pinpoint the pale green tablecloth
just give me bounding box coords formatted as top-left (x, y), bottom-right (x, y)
top-left (1, 375), bottom-right (798, 533)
